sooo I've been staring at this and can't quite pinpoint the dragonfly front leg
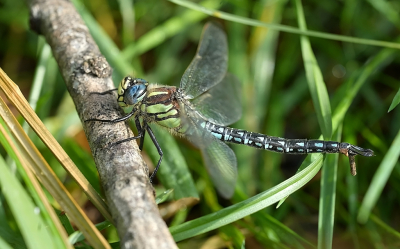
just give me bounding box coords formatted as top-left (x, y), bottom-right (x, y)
top-left (85, 107), bottom-right (145, 147)
top-left (85, 108), bottom-right (136, 123)
top-left (89, 88), bottom-right (118, 95)
top-left (110, 117), bottom-right (147, 147)
top-left (111, 118), bottom-right (146, 146)
top-left (85, 88), bottom-right (133, 123)
top-left (145, 124), bottom-right (163, 183)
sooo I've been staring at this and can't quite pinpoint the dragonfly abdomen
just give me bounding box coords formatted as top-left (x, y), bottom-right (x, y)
top-left (204, 121), bottom-right (343, 154)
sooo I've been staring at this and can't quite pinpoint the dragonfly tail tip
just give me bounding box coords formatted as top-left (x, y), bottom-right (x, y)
top-left (339, 144), bottom-right (374, 176)
top-left (348, 145), bottom-right (374, 157)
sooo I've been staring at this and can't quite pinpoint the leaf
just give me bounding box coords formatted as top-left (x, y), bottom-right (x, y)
top-left (156, 189), bottom-right (174, 204)
top-left (296, 0), bottom-right (332, 139)
top-left (0, 155), bottom-right (57, 248)
top-left (358, 128), bottom-right (400, 223)
top-left (170, 155), bottom-right (323, 242)
top-left (388, 87), bottom-right (400, 112)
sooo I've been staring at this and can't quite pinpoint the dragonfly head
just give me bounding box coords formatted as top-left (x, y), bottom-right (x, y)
top-left (117, 76), bottom-right (148, 107)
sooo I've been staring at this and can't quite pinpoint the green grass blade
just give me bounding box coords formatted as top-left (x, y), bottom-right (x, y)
top-left (370, 214), bottom-right (400, 240)
top-left (26, 42), bottom-right (51, 114)
top-left (358, 128), bottom-right (400, 223)
top-left (332, 48), bottom-right (395, 127)
top-left (156, 189), bottom-right (174, 204)
top-left (296, 0), bottom-right (332, 139)
top-left (0, 118), bottom-right (69, 248)
top-left (251, 0), bottom-right (286, 129)
top-left (169, 0), bottom-right (400, 49)
top-left (170, 155), bottom-right (323, 241)
top-left (69, 221), bottom-right (111, 244)
top-left (0, 155), bottom-right (58, 248)
top-left (250, 213), bottom-right (315, 248)
top-left (120, 0), bottom-right (220, 60)
top-left (56, 210), bottom-right (76, 236)
top-left (0, 77), bottom-right (110, 247)
top-left (367, 0), bottom-right (400, 29)
top-left (276, 153), bottom-right (319, 208)
top-left (0, 236), bottom-right (12, 249)
top-left (277, 44), bottom-right (393, 207)
top-left (226, 10), bottom-right (256, 196)
top-left (388, 87), bottom-right (400, 112)
top-left (118, 0), bottom-right (135, 46)
top-left (0, 207), bottom-right (25, 249)
top-left (318, 127), bottom-right (341, 249)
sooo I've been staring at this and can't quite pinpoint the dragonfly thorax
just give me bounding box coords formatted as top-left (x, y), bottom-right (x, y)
top-left (117, 76), bottom-right (148, 107)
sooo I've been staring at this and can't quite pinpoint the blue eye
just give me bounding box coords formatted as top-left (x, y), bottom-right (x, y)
top-left (124, 83), bottom-right (147, 105)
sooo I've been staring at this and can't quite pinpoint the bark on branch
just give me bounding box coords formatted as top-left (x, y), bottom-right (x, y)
top-left (27, 0), bottom-right (177, 248)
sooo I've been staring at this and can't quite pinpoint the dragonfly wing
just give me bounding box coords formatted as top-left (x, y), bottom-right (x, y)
top-left (201, 138), bottom-right (237, 199)
top-left (180, 102), bottom-right (237, 198)
top-left (190, 73), bottom-right (242, 126)
top-left (180, 22), bottom-right (228, 99)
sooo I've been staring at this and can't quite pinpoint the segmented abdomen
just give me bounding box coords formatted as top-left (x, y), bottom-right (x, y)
top-left (204, 121), bottom-right (341, 154)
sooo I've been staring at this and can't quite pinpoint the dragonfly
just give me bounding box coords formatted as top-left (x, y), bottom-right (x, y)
top-left (86, 23), bottom-right (374, 198)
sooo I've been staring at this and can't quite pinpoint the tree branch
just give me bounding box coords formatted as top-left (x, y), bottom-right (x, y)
top-left (27, 0), bottom-right (177, 248)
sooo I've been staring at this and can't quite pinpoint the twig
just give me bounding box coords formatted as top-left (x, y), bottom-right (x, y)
top-left (27, 0), bottom-right (177, 248)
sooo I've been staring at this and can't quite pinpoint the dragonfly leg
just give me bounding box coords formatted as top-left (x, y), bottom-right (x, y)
top-left (85, 108), bottom-right (136, 123)
top-left (134, 116), bottom-right (146, 151)
top-left (112, 133), bottom-right (143, 146)
top-left (145, 124), bottom-right (163, 183)
top-left (89, 88), bottom-right (117, 95)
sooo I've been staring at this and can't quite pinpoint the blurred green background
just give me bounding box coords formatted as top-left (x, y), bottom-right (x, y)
top-left (0, 0), bottom-right (399, 248)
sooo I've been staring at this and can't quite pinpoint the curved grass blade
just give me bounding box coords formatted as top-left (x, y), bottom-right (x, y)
top-left (169, 0), bottom-right (400, 50)
top-left (156, 189), bottom-right (174, 204)
top-left (170, 155), bottom-right (323, 242)
top-left (367, 0), bottom-right (400, 29)
top-left (0, 68), bottom-right (112, 223)
top-left (358, 128), bottom-right (400, 223)
top-left (69, 221), bottom-right (112, 245)
top-left (388, 87), bottom-right (400, 112)
top-left (318, 126), bottom-right (341, 249)
top-left (0, 131), bottom-right (67, 248)
top-left (369, 214), bottom-right (400, 240)
top-left (120, 0), bottom-right (221, 60)
top-left (118, 0), bottom-right (135, 46)
top-left (0, 88), bottom-right (110, 247)
top-left (296, 0), bottom-right (332, 139)
top-left (227, 19), bottom-right (255, 196)
top-left (23, 42), bottom-right (51, 133)
top-left (251, 0), bottom-right (286, 127)
top-left (296, 2), bottom-right (334, 247)
top-left (0, 236), bottom-right (12, 249)
top-left (246, 213), bottom-right (315, 248)
top-left (57, 210), bottom-right (75, 236)
top-left (277, 43), bottom-right (395, 207)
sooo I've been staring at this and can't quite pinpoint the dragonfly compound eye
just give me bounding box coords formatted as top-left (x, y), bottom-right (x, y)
top-left (124, 83), bottom-right (147, 105)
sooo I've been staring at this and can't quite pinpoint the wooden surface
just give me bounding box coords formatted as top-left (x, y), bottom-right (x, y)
top-left (28, 0), bottom-right (177, 248)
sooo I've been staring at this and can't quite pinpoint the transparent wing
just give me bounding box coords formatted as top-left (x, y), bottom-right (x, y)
top-left (180, 22), bottom-right (228, 99)
top-left (201, 137), bottom-right (237, 198)
top-left (190, 73), bottom-right (242, 126)
top-left (180, 102), bottom-right (237, 198)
